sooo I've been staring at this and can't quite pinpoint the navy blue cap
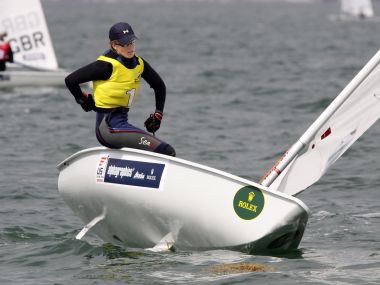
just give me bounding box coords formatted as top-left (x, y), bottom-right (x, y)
top-left (109, 22), bottom-right (137, 45)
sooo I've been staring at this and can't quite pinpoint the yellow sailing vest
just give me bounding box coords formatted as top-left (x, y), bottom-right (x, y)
top-left (93, 55), bottom-right (144, 109)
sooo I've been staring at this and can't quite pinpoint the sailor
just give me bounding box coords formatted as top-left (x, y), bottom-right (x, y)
top-left (0, 31), bottom-right (13, 71)
top-left (65, 22), bottom-right (175, 156)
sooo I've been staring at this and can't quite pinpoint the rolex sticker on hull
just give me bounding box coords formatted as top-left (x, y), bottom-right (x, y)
top-left (233, 186), bottom-right (265, 220)
top-left (96, 156), bottom-right (165, 190)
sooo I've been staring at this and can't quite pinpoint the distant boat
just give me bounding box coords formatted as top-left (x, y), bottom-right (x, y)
top-left (340, 0), bottom-right (374, 19)
top-left (0, 0), bottom-right (68, 87)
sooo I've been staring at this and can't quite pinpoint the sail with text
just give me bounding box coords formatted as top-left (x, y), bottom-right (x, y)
top-left (0, 0), bottom-right (59, 70)
top-left (341, 0), bottom-right (374, 18)
top-left (260, 50), bottom-right (380, 196)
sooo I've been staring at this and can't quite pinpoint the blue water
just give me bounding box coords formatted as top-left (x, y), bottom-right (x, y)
top-left (0, 0), bottom-right (379, 284)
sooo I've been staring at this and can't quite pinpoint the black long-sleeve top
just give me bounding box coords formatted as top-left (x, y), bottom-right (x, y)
top-left (65, 50), bottom-right (166, 112)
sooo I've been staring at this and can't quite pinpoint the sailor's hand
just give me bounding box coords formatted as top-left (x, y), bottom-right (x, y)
top-left (76, 93), bottom-right (95, 112)
top-left (144, 111), bottom-right (163, 133)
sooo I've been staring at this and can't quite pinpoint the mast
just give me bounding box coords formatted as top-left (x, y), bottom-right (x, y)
top-left (260, 49), bottom-right (380, 188)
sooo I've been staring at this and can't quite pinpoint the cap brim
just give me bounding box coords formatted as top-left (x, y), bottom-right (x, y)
top-left (117, 35), bottom-right (138, 45)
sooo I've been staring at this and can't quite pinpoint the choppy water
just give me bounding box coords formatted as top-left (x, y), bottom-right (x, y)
top-left (1, 0), bottom-right (380, 284)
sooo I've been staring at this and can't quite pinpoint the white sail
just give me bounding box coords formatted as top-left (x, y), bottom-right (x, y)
top-left (262, 50), bottom-right (380, 196)
top-left (341, 0), bottom-right (374, 18)
top-left (0, 0), bottom-right (59, 70)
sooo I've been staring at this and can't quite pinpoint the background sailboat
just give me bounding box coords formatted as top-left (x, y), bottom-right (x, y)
top-left (0, 0), bottom-right (68, 87)
top-left (340, 0), bottom-right (374, 19)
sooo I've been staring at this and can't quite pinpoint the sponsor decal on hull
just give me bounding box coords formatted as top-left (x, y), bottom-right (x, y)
top-left (96, 156), bottom-right (165, 189)
top-left (233, 186), bottom-right (265, 220)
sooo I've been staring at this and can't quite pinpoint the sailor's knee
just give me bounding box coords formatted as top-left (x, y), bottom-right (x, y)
top-left (164, 144), bottom-right (176, 157)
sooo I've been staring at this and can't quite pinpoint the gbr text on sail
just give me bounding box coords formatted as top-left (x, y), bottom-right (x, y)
top-left (1, 11), bottom-right (47, 54)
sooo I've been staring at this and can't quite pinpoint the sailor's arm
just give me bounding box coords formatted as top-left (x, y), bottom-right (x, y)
top-left (141, 58), bottom-right (166, 113)
top-left (7, 43), bottom-right (13, 63)
top-left (141, 58), bottom-right (166, 133)
top-left (65, 61), bottom-right (112, 106)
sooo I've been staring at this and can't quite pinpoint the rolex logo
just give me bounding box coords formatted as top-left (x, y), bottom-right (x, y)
top-left (233, 186), bottom-right (265, 220)
top-left (248, 191), bottom-right (255, 202)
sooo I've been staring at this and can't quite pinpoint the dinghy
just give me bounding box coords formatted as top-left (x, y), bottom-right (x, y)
top-left (57, 49), bottom-right (380, 253)
top-left (0, 0), bottom-right (68, 87)
top-left (58, 148), bottom-right (309, 253)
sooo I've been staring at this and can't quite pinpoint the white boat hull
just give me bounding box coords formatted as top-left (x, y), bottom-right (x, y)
top-left (57, 147), bottom-right (309, 253)
top-left (0, 68), bottom-right (68, 87)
